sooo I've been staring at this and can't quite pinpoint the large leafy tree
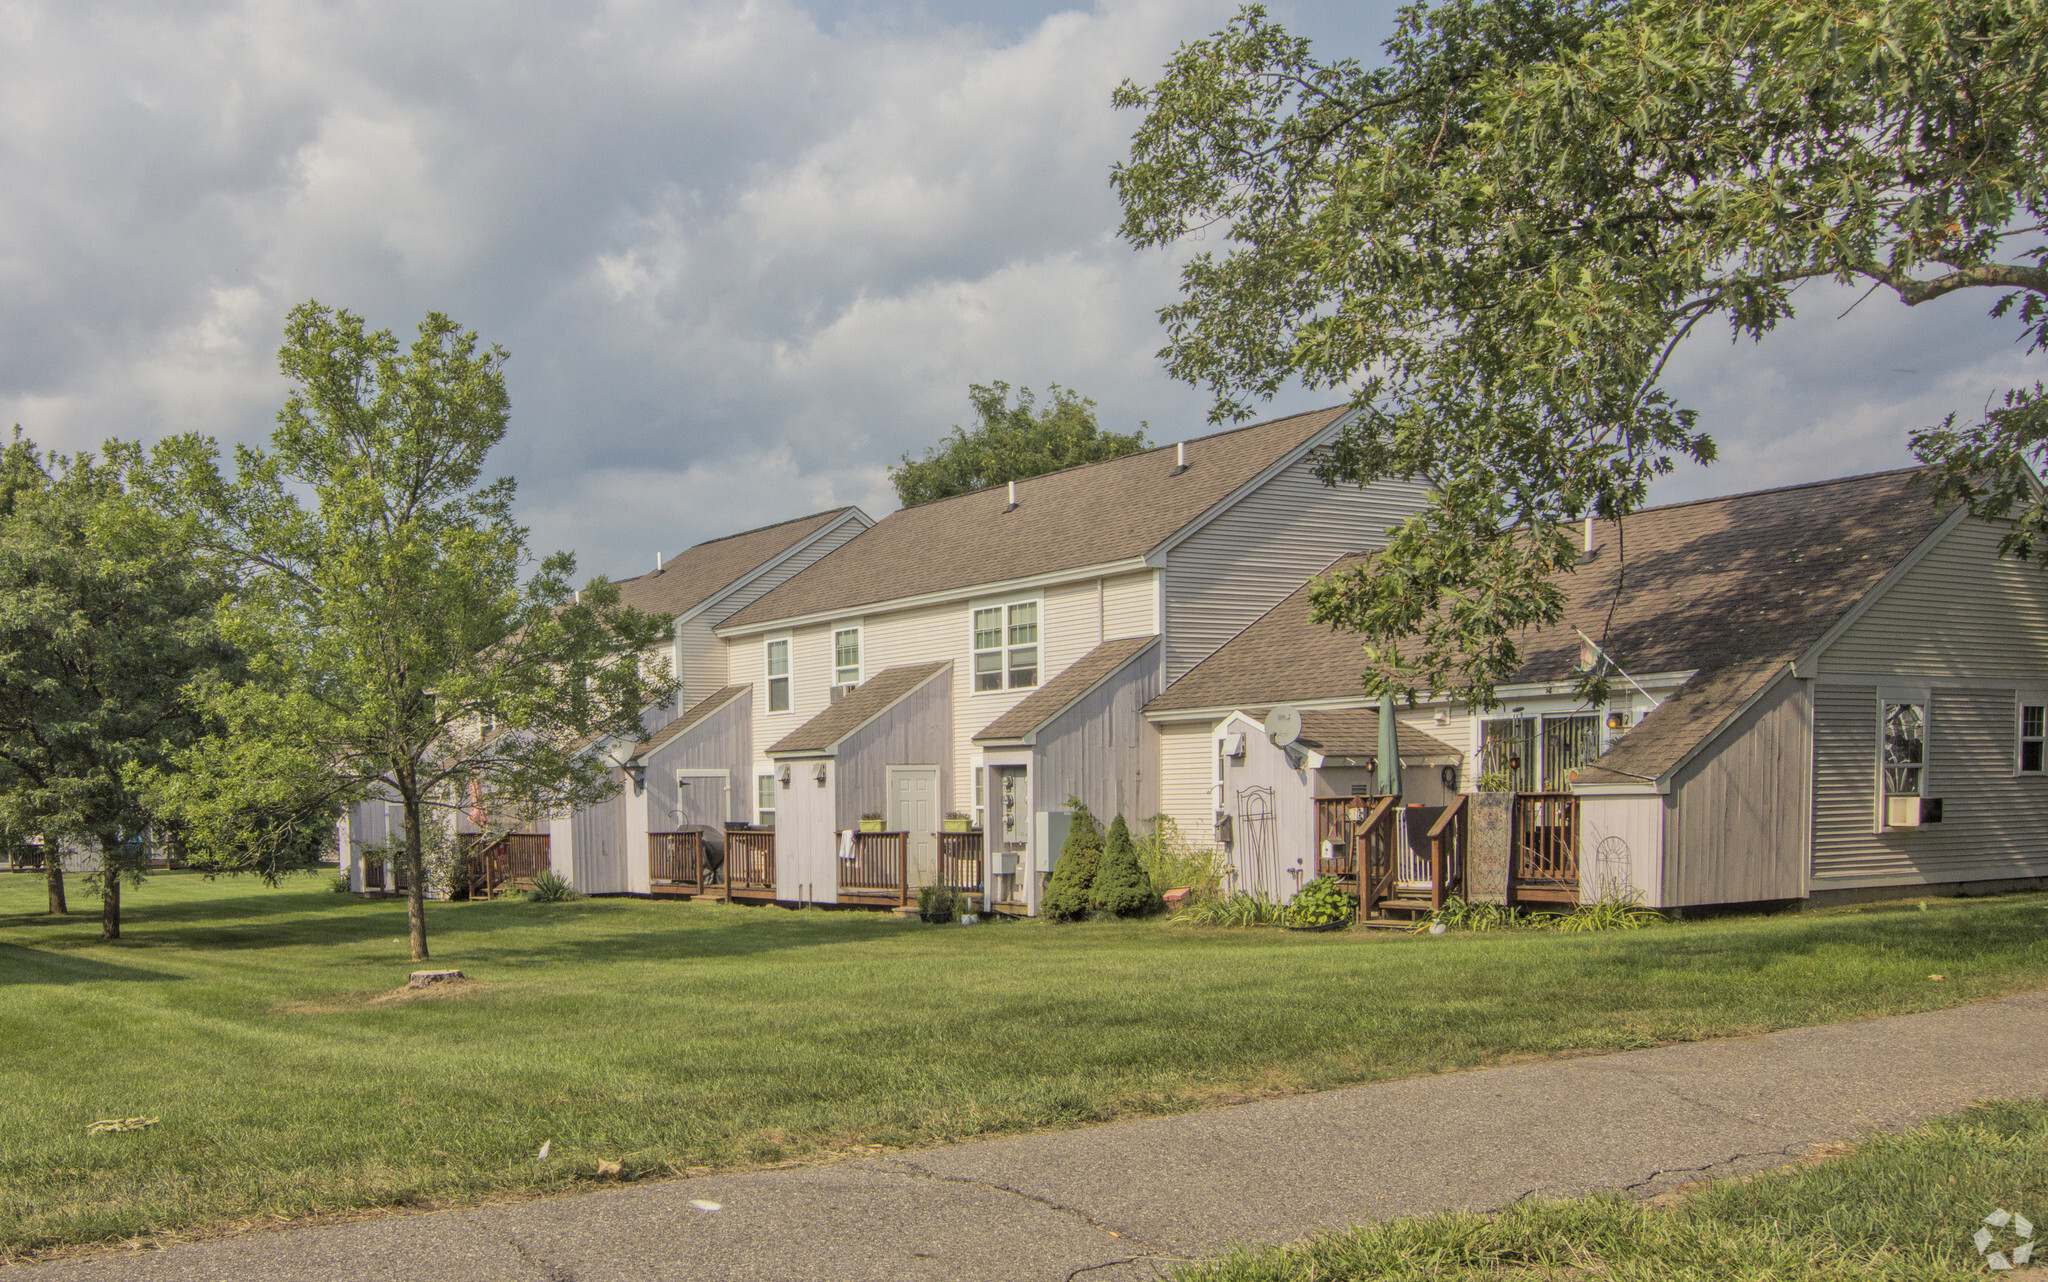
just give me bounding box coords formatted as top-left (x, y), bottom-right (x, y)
top-left (1113, 0), bottom-right (2047, 707)
top-left (144, 303), bottom-right (676, 961)
top-left (890, 382), bottom-right (1150, 506)
top-left (0, 434), bottom-right (232, 938)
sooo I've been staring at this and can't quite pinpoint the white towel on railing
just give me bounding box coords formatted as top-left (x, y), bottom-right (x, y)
top-left (837, 828), bottom-right (856, 863)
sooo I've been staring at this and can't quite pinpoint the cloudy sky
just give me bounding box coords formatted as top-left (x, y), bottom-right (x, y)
top-left (1, 0), bottom-right (2035, 582)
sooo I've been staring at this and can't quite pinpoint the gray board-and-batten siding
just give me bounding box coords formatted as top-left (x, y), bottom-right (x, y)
top-left (1029, 639), bottom-right (1162, 831)
top-left (833, 667), bottom-right (955, 820)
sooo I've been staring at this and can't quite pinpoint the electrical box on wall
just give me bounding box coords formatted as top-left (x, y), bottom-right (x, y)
top-left (1886, 796), bottom-right (1944, 827)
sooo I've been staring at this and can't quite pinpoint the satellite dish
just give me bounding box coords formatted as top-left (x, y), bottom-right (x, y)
top-left (1264, 704), bottom-right (1302, 748)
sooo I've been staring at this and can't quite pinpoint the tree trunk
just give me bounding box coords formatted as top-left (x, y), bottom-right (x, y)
top-left (44, 836), bottom-right (66, 915)
top-left (100, 856), bottom-right (121, 941)
top-left (402, 786), bottom-right (430, 962)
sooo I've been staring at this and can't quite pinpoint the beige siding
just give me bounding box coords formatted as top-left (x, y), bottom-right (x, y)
top-left (1102, 570), bottom-right (1160, 642)
top-left (1158, 721), bottom-right (1220, 847)
top-left (1161, 456), bottom-right (1429, 681)
top-left (676, 616), bottom-right (726, 704)
top-left (1579, 795), bottom-right (1664, 906)
top-left (1663, 672), bottom-right (1810, 906)
top-left (1821, 516), bottom-right (2048, 678)
top-left (1813, 682), bottom-right (2048, 885)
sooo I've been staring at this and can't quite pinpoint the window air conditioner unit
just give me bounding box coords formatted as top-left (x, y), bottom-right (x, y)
top-left (829, 683), bottom-right (856, 704)
top-left (1886, 796), bottom-right (1943, 827)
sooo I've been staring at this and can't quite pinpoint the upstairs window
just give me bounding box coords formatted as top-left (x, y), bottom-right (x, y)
top-left (973, 601), bottom-right (1038, 691)
top-left (1882, 701), bottom-right (1925, 799)
top-left (834, 628), bottom-right (861, 686)
top-left (2020, 703), bottom-right (2045, 774)
top-left (766, 639), bottom-right (790, 712)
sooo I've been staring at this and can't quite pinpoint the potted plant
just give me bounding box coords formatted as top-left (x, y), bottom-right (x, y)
top-left (858, 811), bottom-right (886, 833)
top-left (941, 811), bottom-right (972, 833)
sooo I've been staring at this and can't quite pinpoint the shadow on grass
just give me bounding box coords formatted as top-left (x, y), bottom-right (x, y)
top-left (0, 942), bottom-right (178, 985)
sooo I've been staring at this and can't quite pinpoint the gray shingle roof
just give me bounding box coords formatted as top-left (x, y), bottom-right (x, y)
top-left (611, 508), bottom-right (860, 623)
top-left (1150, 468), bottom-right (1953, 783)
top-left (766, 662), bottom-right (951, 756)
top-left (1292, 709), bottom-right (1464, 763)
top-left (973, 635), bottom-right (1159, 743)
top-left (720, 407), bottom-right (1347, 630)
top-left (629, 685), bottom-right (750, 763)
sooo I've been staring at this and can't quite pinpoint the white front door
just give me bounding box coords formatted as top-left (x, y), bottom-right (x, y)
top-left (888, 766), bottom-right (940, 887)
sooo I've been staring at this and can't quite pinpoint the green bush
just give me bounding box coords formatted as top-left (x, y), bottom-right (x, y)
top-left (1414, 896), bottom-right (1529, 932)
top-left (330, 872), bottom-right (351, 894)
top-left (1040, 798), bottom-right (1103, 923)
top-left (1284, 876), bottom-right (1357, 927)
top-left (1090, 814), bottom-right (1162, 917)
top-left (1133, 815), bottom-right (1223, 904)
top-left (917, 882), bottom-right (959, 924)
top-left (525, 870), bottom-right (577, 903)
top-left (1170, 890), bottom-right (1283, 927)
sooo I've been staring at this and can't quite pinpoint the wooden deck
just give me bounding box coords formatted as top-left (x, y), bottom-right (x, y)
top-left (649, 831), bottom-right (705, 897)
top-left (466, 833), bottom-right (550, 899)
top-left (1313, 794), bottom-right (1475, 922)
top-left (838, 830), bottom-right (910, 906)
top-left (724, 828), bottom-right (777, 901)
top-left (1510, 792), bottom-right (1580, 904)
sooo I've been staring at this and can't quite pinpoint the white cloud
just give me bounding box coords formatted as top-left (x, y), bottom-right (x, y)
top-left (0, 0), bottom-right (2035, 579)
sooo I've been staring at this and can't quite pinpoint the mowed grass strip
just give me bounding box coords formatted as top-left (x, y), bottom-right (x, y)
top-left (1174, 1098), bottom-right (2048, 1281)
top-left (1, 875), bottom-right (2045, 1258)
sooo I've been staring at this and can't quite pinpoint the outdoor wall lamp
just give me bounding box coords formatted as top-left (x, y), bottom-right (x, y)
top-left (779, 766), bottom-right (792, 788)
top-left (814, 763), bottom-right (828, 786)
top-left (623, 761), bottom-right (647, 795)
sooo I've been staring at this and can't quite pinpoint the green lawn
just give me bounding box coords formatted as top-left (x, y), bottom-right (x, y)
top-left (1175, 1098), bottom-right (2048, 1280)
top-left (1, 873), bottom-right (2045, 1260)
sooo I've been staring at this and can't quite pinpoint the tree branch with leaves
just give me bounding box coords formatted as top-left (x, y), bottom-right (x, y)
top-left (1114, 0), bottom-right (2047, 709)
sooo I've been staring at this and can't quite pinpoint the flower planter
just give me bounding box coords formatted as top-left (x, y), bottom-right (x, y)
top-left (858, 818), bottom-right (885, 833)
top-left (941, 818), bottom-right (972, 833)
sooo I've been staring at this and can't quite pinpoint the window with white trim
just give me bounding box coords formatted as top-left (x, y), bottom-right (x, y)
top-left (834, 627), bottom-right (861, 686)
top-left (766, 638), bottom-right (790, 712)
top-left (1882, 701), bottom-right (1926, 800)
top-left (974, 763), bottom-right (986, 831)
top-left (2020, 702), bottom-right (2045, 774)
top-left (756, 774), bottom-right (777, 829)
top-left (973, 601), bottom-right (1038, 692)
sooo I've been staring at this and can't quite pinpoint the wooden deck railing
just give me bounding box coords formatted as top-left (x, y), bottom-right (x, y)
top-left (362, 854), bottom-right (410, 893)
top-left (649, 831), bottom-right (703, 892)
top-left (1511, 792), bottom-right (1579, 904)
top-left (936, 830), bottom-right (984, 892)
top-left (1312, 795), bottom-right (1398, 918)
top-left (1426, 794), bottom-right (1468, 909)
top-left (724, 828), bottom-right (776, 898)
top-left (467, 833), bottom-right (550, 899)
top-left (839, 830), bottom-right (910, 904)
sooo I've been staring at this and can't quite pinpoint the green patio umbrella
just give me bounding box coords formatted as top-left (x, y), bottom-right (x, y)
top-left (1375, 692), bottom-right (1400, 797)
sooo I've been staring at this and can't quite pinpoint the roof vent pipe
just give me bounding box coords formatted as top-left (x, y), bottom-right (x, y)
top-left (1583, 515), bottom-right (1593, 552)
top-left (1172, 441), bottom-right (1188, 475)
top-left (1003, 480), bottom-right (1018, 513)
top-left (654, 552), bottom-right (663, 575)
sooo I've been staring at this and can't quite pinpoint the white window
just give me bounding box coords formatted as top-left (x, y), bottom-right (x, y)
top-left (756, 774), bottom-right (777, 829)
top-left (2020, 702), bottom-right (2045, 774)
top-left (974, 762), bottom-right (986, 831)
top-left (973, 600), bottom-right (1038, 692)
top-left (1882, 701), bottom-right (1926, 800)
top-left (834, 627), bottom-right (861, 686)
top-left (766, 638), bottom-right (790, 712)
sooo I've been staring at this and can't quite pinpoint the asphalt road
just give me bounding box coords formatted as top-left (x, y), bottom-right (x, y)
top-left (20, 988), bottom-right (2048, 1281)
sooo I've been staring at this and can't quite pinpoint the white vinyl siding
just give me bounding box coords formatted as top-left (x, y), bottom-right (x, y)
top-left (1161, 453), bottom-right (1430, 682)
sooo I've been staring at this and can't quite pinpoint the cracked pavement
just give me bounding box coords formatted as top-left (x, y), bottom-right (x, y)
top-left (18, 988), bottom-right (2048, 1281)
